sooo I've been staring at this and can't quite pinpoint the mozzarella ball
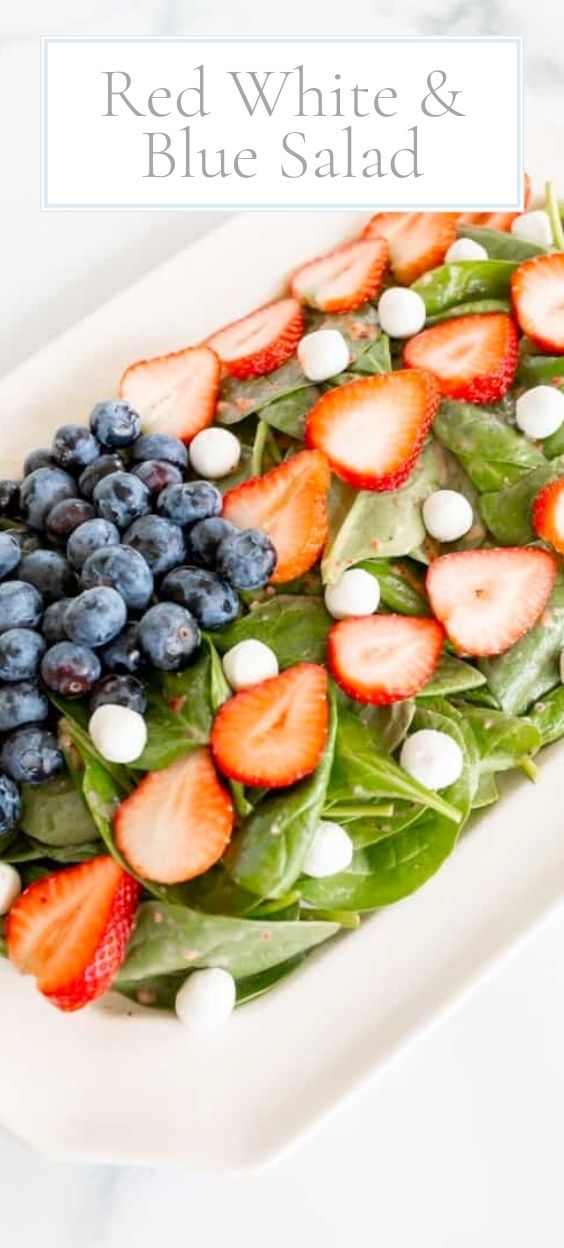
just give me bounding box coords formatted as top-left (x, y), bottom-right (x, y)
top-left (189, 428), bottom-right (241, 479)
top-left (445, 237), bottom-right (488, 262)
top-left (422, 490), bottom-right (474, 543)
top-left (324, 568), bottom-right (380, 620)
top-left (377, 287), bottom-right (427, 338)
top-left (400, 729), bottom-right (464, 791)
top-left (88, 704), bottom-right (147, 764)
top-left (510, 210), bottom-right (553, 248)
top-left (175, 967), bottom-right (236, 1031)
top-left (298, 329), bottom-right (350, 382)
top-left (0, 863), bottom-right (22, 916)
top-left (302, 821), bottom-right (354, 878)
top-left (515, 386), bottom-right (564, 439)
top-left (222, 639), bottom-right (279, 691)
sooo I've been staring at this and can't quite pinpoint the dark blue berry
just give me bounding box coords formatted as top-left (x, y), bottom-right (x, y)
top-left (23, 448), bottom-right (54, 475)
top-left (0, 532), bottom-right (21, 579)
top-left (0, 681), bottom-right (48, 732)
top-left (78, 453), bottom-right (124, 500)
top-left (0, 581), bottom-right (43, 633)
top-left (138, 602), bottom-right (200, 671)
top-left (0, 629), bottom-right (46, 682)
top-left (188, 517), bottom-right (238, 569)
top-left (41, 641), bottom-right (101, 697)
top-left (1, 728), bottom-right (63, 785)
top-left (132, 460), bottom-right (183, 496)
top-left (41, 599), bottom-right (75, 645)
top-left (100, 623), bottom-right (144, 675)
top-left (81, 546), bottom-right (153, 612)
top-left (157, 481), bottom-right (222, 528)
top-left (18, 549), bottom-right (74, 604)
top-left (89, 674), bottom-right (146, 715)
top-left (67, 518), bottom-right (120, 571)
top-left (52, 424), bottom-right (100, 473)
top-left (93, 472), bottom-right (150, 530)
top-left (4, 529), bottom-right (40, 557)
top-left (46, 497), bottom-right (95, 541)
top-left (216, 528), bottom-right (277, 590)
top-left (161, 566), bottom-right (239, 630)
top-left (20, 467), bottom-right (77, 531)
top-left (131, 433), bottom-right (188, 469)
top-left (90, 399), bottom-right (141, 448)
top-left (0, 773), bottom-right (21, 837)
top-left (64, 587), bottom-right (127, 648)
top-left (123, 515), bottom-right (186, 578)
top-left (0, 480), bottom-right (21, 519)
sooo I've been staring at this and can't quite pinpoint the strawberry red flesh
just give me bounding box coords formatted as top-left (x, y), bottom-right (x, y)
top-left (532, 479), bottom-right (564, 554)
top-left (119, 344), bottom-right (220, 444)
top-left (206, 298), bottom-right (303, 378)
top-left (511, 253), bottom-right (564, 353)
top-left (363, 212), bottom-right (458, 284)
top-left (403, 313), bottom-right (519, 404)
top-left (328, 615), bottom-right (444, 705)
top-left (291, 238), bottom-right (388, 312)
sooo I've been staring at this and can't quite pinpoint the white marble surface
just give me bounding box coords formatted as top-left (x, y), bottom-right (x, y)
top-left (2, 4), bottom-right (564, 1245)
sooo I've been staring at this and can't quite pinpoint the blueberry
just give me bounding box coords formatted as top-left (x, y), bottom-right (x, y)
top-left (99, 623), bottom-right (144, 675)
top-left (0, 581), bottom-right (43, 633)
top-left (1, 728), bottom-right (63, 785)
top-left (131, 433), bottom-right (188, 469)
top-left (81, 546), bottom-right (153, 612)
top-left (78, 453), bottom-right (124, 501)
top-left (52, 424), bottom-right (101, 473)
top-left (89, 674), bottom-right (146, 715)
top-left (0, 681), bottom-right (48, 732)
top-left (161, 566), bottom-right (239, 630)
top-left (20, 466), bottom-right (77, 531)
top-left (216, 528), bottom-right (277, 590)
top-left (188, 517), bottom-right (238, 569)
top-left (0, 480), bottom-right (21, 519)
top-left (41, 641), bottom-right (101, 697)
top-left (0, 532), bottom-right (21, 579)
top-left (46, 497), bottom-right (95, 541)
top-left (64, 587), bottom-right (127, 648)
top-left (41, 599), bottom-right (75, 645)
top-left (157, 481), bottom-right (222, 528)
top-left (0, 629), bottom-right (46, 682)
top-left (23, 448), bottom-right (54, 475)
top-left (4, 528), bottom-right (40, 557)
top-left (90, 399), bottom-right (141, 448)
top-left (19, 549), bottom-right (74, 604)
top-left (93, 472), bottom-right (150, 530)
top-left (132, 460), bottom-right (183, 496)
top-left (67, 518), bottom-right (120, 571)
top-left (138, 602), bottom-right (200, 671)
top-left (0, 773), bottom-right (21, 837)
top-left (123, 515), bottom-right (186, 578)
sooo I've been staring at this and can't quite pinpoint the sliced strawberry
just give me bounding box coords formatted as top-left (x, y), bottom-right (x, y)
top-left (114, 748), bottom-right (234, 885)
top-left (511, 254), bottom-right (564, 353)
top-left (290, 238), bottom-right (388, 312)
top-left (328, 615), bottom-right (444, 705)
top-left (532, 479), bottom-right (564, 554)
top-left (362, 212), bottom-right (458, 284)
top-left (6, 855), bottom-right (140, 1012)
top-left (305, 369), bottom-right (440, 491)
top-left (222, 449), bottom-right (330, 583)
top-left (426, 547), bottom-right (557, 657)
top-left (403, 313), bottom-right (519, 404)
top-left (205, 298), bottom-right (303, 379)
top-left (458, 174), bottom-right (532, 231)
top-left (211, 663), bottom-right (328, 788)
top-left (119, 344), bottom-right (220, 444)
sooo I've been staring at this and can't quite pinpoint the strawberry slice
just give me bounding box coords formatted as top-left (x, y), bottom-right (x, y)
top-left (305, 369), bottom-right (440, 491)
top-left (119, 344), bottom-right (220, 444)
top-left (211, 663), bottom-right (328, 788)
top-left (458, 174), bottom-right (532, 232)
top-left (6, 855), bottom-right (140, 1012)
top-left (362, 212), bottom-right (458, 284)
top-left (290, 238), bottom-right (388, 312)
top-left (532, 479), bottom-right (564, 554)
top-left (403, 313), bottom-right (519, 404)
top-left (114, 748), bottom-right (234, 885)
top-left (206, 298), bottom-right (303, 379)
top-left (328, 615), bottom-right (444, 705)
top-left (426, 547), bottom-right (557, 657)
top-left (222, 449), bottom-right (330, 583)
top-left (511, 254), bottom-right (564, 353)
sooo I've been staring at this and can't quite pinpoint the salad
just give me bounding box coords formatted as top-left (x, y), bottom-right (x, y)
top-left (1, 180), bottom-right (564, 1032)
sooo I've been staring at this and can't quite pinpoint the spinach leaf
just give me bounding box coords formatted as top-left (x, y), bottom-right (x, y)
top-left (258, 387), bottom-right (320, 439)
top-left (517, 353), bottom-right (564, 393)
top-left (456, 704), bottom-right (541, 773)
top-left (480, 461), bottom-right (564, 545)
top-left (433, 401), bottom-right (545, 492)
top-left (130, 647), bottom-right (214, 771)
top-left (334, 690), bottom-right (415, 754)
top-left (347, 332), bottom-right (391, 375)
top-left (478, 604), bottom-right (564, 714)
top-left (1, 835), bottom-right (101, 864)
top-left (472, 772), bottom-right (499, 809)
top-left (214, 595), bottom-right (331, 667)
top-left (457, 224), bottom-right (546, 261)
top-left (19, 772), bottom-right (98, 846)
top-left (417, 654), bottom-right (486, 698)
top-left (359, 558), bottom-right (429, 615)
top-left (529, 686), bottom-right (564, 745)
top-left (425, 299), bottom-right (510, 325)
top-left (412, 260), bottom-right (518, 318)
top-left (117, 955), bottom-right (306, 1012)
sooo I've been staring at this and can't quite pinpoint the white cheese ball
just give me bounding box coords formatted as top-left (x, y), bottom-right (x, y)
top-left (422, 490), bottom-right (474, 543)
top-left (189, 427), bottom-right (241, 479)
top-left (0, 862), bottom-right (22, 916)
top-left (175, 968), bottom-right (236, 1031)
top-left (400, 729), bottom-right (464, 791)
top-left (297, 329), bottom-right (350, 382)
top-left (88, 704), bottom-right (147, 764)
top-left (324, 568), bottom-right (380, 620)
top-left (377, 287), bottom-right (427, 339)
top-left (222, 639), bottom-right (279, 691)
top-left (515, 386), bottom-right (564, 439)
top-left (303, 821), bottom-right (354, 878)
top-left (445, 237), bottom-right (488, 263)
top-left (510, 210), bottom-right (553, 248)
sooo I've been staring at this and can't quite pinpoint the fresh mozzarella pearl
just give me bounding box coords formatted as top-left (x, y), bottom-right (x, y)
top-left (445, 237), bottom-right (488, 262)
top-left (515, 386), bottom-right (564, 439)
top-left (189, 428), bottom-right (241, 479)
top-left (303, 821), bottom-right (354, 878)
top-left (88, 704), bottom-right (147, 764)
top-left (400, 729), bottom-right (464, 791)
top-left (297, 329), bottom-right (350, 382)
top-left (377, 287), bottom-right (427, 338)
top-left (222, 639), bottom-right (279, 691)
top-left (175, 968), bottom-right (236, 1031)
top-left (422, 490), bottom-right (474, 543)
top-left (324, 568), bottom-right (380, 620)
top-left (510, 210), bottom-right (553, 248)
top-left (0, 862), bottom-right (21, 916)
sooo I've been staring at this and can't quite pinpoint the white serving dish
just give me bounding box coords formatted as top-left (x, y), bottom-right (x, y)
top-left (1, 121), bottom-right (563, 1171)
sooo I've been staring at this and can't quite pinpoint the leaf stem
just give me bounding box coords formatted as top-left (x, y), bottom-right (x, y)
top-left (545, 181), bottom-right (564, 250)
top-left (323, 802), bottom-right (394, 819)
top-left (251, 419), bottom-right (269, 476)
top-left (519, 755), bottom-right (540, 783)
top-left (301, 908), bottom-right (360, 929)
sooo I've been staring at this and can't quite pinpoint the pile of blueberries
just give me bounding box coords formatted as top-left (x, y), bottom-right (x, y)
top-left (0, 399), bottom-right (276, 838)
